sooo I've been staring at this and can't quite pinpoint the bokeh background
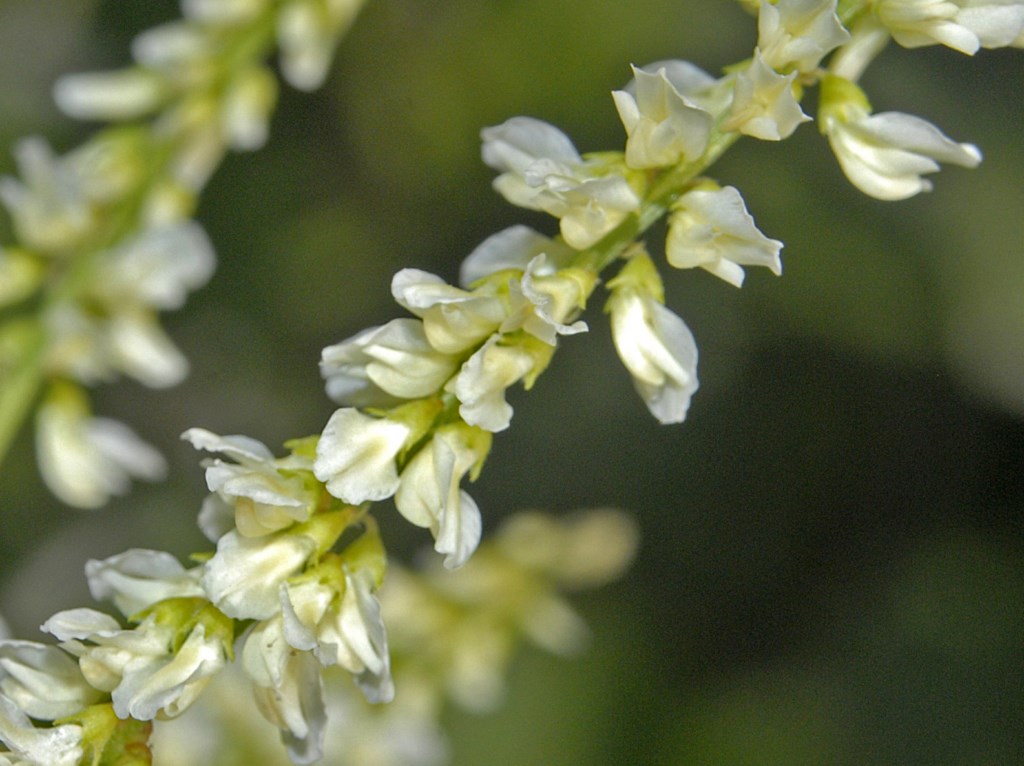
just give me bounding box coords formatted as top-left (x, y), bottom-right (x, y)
top-left (2, 1), bottom-right (1023, 763)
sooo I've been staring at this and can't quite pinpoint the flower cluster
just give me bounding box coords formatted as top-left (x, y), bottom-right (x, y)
top-left (0, 0), bottom-right (369, 507)
top-left (314, 225), bottom-right (598, 567)
top-left (1, 428), bottom-right (395, 765)
top-left (0, 423), bottom-right (638, 766)
top-left (144, 508), bottom-right (638, 766)
top-left (306, 0), bottom-right (1019, 573)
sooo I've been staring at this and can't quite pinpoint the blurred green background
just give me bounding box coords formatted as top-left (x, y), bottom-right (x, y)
top-left (2, 1), bottom-right (1023, 764)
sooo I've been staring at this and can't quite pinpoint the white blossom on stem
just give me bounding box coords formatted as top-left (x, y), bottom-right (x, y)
top-left (606, 253), bottom-right (699, 424)
top-left (202, 530), bottom-right (317, 620)
top-left (321, 319), bottom-right (460, 405)
top-left (0, 694), bottom-right (82, 766)
top-left (446, 336), bottom-right (537, 432)
top-left (459, 225), bottom-right (576, 286)
top-left (502, 255), bottom-right (592, 346)
top-left (43, 607), bottom-right (227, 721)
top-left (723, 50), bottom-right (810, 141)
top-left (666, 185), bottom-right (782, 287)
top-left (314, 408), bottom-right (412, 504)
top-left (86, 549), bottom-right (205, 618)
top-left (612, 64), bottom-right (713, 169)
top-left (277, 0), bottom-right (369, 91)
top-left (876, 0), bottom-right (1024, 55)
top-left (481, 116), bottom-right (641, 249)
top-left (282, 568), bottom-right (393, 702)
top-left (0, 138), bottom-right (95, 254)
top-left (99, 222), bottom-right (216, 312)
top-left (820, 75), bottom-right (982, 200)
top-left (35, 387), bottom-right (166, 509)
top-left (183, 428), bottom-right (318, 538)
top-left (0, 641), bottom-right (101, 721)
top-left (391, 270), bottom-right (507, 354)
top-left (757, 0), bottom-right (850, 72)
top-left (242, 616), bottom-right (327, 765)
top-left (52, 69), bottom-right (166, 122)
top-left (395, 425), bottom-right (489, 568)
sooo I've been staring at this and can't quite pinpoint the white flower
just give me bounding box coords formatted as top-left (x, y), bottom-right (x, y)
top-left (131, 22), bottom-right (209, 72)
top-left (502, 255), bottom-right (591, 346)
top-left (202, 530), bottom-right (316, 620)
top-left (395, 425), bottom-right (487, 568)
top-left (876, 0), bottom-right (1024, 54)
top-left (85, 549), bottom-right (205, 618)
top-left (757, 0), bottom-right (850, 72)
top-left (481, 117), bottom-right (641, 249)
top-left (43, 608), bottom-right (226, 720)
top-left (612, 64), bottom-right (713, 169)
top-left (459, 225), bottom-right (575, 287)
top-left (391, 270), bottom-right (507, 354)
top-left (282, 569), bottom-right (394, 702)
top-left (606, 256), bottom-right (699, 424)
top-left (0, 641), bottom-right (101, 721)
top-left (0, 138), bottom-right (94, 254)
top-left (221, 66), bottom-right (279, 151)
top-left (101, 222), bottom-right (216, 311)
top-left (446, 336), bottom-right (536, 432)
top-left (482, 115), bottom-right (581, 176)
top-left (53, 68), bottom-right (166, 121)
top-left (723, 50), bottom-right (810, 140)
top-left (314, 409), bottom-right (412, 504)
top-left (0, 694), bottom-right (82, 766)
top-left (322, 319), bottom-right (460, 404)
top-left (35, 391), bottom-right (166, 509)
top-left (666, 185), bottom-right (783, 287)
top-left (105, 309), bottom-right (190, 388)
top-left (241, 616), bottom-right (327, 765)
top-left (624, 60), bottom-right (732, 117)
top-left (820, 75), bottom-right (982, 200)
top-left (183, 428), bottom-right (317, 537)
top-left (277, 0), bottom-right (367, 91)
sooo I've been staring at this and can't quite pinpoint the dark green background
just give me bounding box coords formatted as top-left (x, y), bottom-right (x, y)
top-left (1, 1), bottom-right (1023, 763)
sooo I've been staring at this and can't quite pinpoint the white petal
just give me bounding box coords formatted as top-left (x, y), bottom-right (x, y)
top-left (460, 225), bottom-right (572, 286)
top-left (0, 694), bottom-right (82, 766)
top-left (610, 293), bottom-right (699, 424)
top-left (202, 531), bottom-right (316, 620)
top-left (436, 489), bottom-right (482, 570)
top-left (0, 641), bottom-right (99, 720)
top-left (85, 549), bottom-right (203, 617)
top-left (481, 117), bottom-right (581, 173)
top-left (53, 69), bottom-right (164, 121)
top-left (313, 409), bottom-right (410, 504)
top-left (41, 608), bottom-right (121, 642)
top-left (449, 338), bottom-right (535, 432)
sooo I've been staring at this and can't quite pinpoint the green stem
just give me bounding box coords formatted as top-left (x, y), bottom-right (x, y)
top-left (0, 320), bottom-right (46, 466)
top-left (573, 129), bottom-right (742, 275)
